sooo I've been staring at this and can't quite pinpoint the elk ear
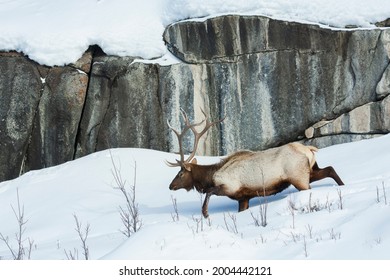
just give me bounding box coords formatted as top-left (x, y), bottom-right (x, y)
top-left (191, 158), bottom-right (197, 165)
top-left (183, 162), bottom-right (192, 172)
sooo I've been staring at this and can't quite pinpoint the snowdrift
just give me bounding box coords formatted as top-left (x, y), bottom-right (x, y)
top-left (1, 135), bottom-right (390, 259)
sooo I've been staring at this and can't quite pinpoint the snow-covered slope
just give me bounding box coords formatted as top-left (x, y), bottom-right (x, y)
top-left (1, 135), bottom-right (389, 260)
top-left (0, 0), bottom-right (389, 66)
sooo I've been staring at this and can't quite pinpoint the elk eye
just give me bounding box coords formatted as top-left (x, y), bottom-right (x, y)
top-left (179, 171), bottom-right (184, 178)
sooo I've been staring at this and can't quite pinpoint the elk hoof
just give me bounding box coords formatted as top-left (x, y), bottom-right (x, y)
top-left (202, 210), bottom-right (209, 219)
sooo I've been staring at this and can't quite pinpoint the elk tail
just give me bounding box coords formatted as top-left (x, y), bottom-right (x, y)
top-left (307, 146), bottom-right (319, 153)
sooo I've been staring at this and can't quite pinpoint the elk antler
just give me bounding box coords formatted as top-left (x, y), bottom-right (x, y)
top-left (166, 108), bottom-right (225, 167)
top-left (166, 109), bottom-right (204, 167)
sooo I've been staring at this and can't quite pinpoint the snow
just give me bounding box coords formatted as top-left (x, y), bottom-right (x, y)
top-left (0, 0), bottom-right (389, 66)
top-left (1, 0), bottom-right (390, 263)
top-left (1, 135), bottom-right (390, 260)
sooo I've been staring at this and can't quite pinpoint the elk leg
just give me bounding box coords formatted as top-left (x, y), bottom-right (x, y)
top-left (310, 162), bottom-right (344, 186)
top-left (202, 192), bottom-right (212, 218)
top-left (238, 199), bottom-right (249, 212)
top-left (202, 185), bottom-right (225, 218)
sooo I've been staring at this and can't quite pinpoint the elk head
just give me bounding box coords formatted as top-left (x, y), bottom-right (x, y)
top-left (166, 109), bottom-right (224, 191)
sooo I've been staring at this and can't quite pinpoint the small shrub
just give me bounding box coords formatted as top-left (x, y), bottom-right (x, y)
top-left (65, 214), bottom-right (90, 260)
top-left (0, 189), bottom-right (34, 260)
top-left (110, 151), bottom-right (142, 237)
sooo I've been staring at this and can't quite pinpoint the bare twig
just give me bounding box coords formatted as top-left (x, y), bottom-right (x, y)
top-left (376, 185), bottom-right (381, 203)
top-left (110, 151), bottom-right (142, 237)
top-left (190, 215), bottom-right (204, 234)
top-left (188, 194), bottom-right (208, 234)
top-left (251, 196), bottom-right (268, 227)
top-left (306, 224), bottom-right (314, 239)
top-left (303, 235), bottom-right (308, 258)
top-left (308, 192), bottom-right (316, 212)
top-left (337, 189), bottom-right (344, 210)
top-left (383, 182), bottom-right (388, 206)
top-left (326, 194), bottom-right (332, 213)
top-left (73, 214), bottom-right (90, 260)
top-left (259, 234), bottom-right (267, 244)
top-left (287, 196), bottom-right (296, 229)
top-left (259, 169), bottom-right (268, 227)
top-left (329, 228), bottom-right (341, 240)
top-left (376, 182), bottom-right (388, 205)
top-left (0, 233), bottom-right (17, 260)
top-left (26, 238), bottom-right (34, 260)
top-left (290, 231), bottom-right (301, 243)
top-left (251, 171), bottom-right (268, 227)
top-left (259, 190), bottom-right (268, 227)
top-left (171, 195), bottom-right (179, 222)
top-left (64, 248), bottom-right (79, 260)
top-left (250, 211), bottom-right (260, 227)
top-left (0, 189), bottom-right (34, 260)
top-left (223, 212), bottom-right (239, 234)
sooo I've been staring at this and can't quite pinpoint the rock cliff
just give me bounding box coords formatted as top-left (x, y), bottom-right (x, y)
top-left (0, 15), bottom-right (389, 182)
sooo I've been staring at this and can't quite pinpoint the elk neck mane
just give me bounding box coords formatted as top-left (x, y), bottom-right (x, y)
top-left (190, 150), bottom-right (254, 193)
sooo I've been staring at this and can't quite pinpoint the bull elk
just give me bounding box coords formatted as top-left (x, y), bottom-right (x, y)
top-left (167, 109), bottom-right (344, 218)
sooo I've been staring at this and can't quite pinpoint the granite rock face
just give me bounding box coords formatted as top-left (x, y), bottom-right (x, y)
top-left (163, 15), bottom-right (390, 150)
top-left (24, 65), bottom-right (89, 172)
top-left (0, 52), bottom-right (44, 180)
top-left (75, 55), bottom-right (167, 157)
top-left (0, 50), bottom-right (93, 180)
top-left (304, 95), bottom-right (390, 147)
top-left (1, 15), bottom-right (389, 182)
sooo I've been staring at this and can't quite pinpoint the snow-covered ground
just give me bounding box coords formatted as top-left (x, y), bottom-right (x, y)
top-left (0, 0), bottom-right (389, 66)
top-left (1, 0), bottom-right (390, 264)
top-left (1, 135), bottom-right (390, 260)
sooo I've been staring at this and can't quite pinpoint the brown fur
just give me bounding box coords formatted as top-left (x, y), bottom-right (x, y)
top-left (169, 145), bottom-right (344, 218)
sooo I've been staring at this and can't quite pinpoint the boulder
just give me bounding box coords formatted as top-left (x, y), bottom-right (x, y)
top-left (0, 53), bottom-right (44, 181)
top-left (24, 66), bottom-right (89, 172)
top-left (304, 95), bottom-right (390, 147)
top-left (75, 55), bottom-right (167, 157)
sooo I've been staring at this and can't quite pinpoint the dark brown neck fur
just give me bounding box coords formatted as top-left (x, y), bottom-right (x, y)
top-left (190, 163), bottom-right (221, 193)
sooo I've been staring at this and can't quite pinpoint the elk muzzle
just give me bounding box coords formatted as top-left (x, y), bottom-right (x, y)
top-left (169, 182), bottom-right (177, 190)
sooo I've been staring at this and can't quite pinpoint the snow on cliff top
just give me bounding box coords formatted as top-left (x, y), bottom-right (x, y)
top-left (0, 0), bottom-right (389, 66)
